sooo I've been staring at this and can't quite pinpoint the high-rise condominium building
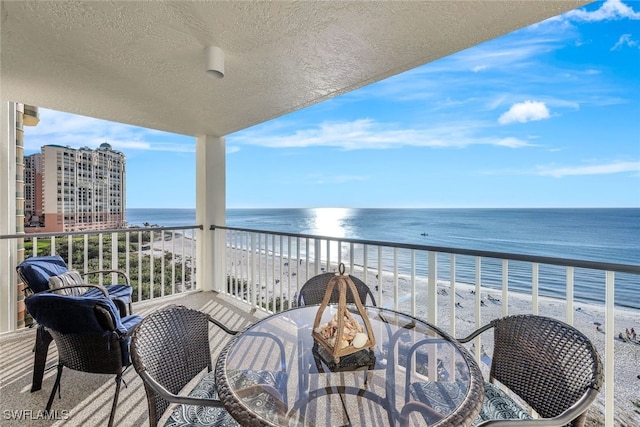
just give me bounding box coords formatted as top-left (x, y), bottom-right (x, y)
top-left (25, 142), bottom-right (126, 232)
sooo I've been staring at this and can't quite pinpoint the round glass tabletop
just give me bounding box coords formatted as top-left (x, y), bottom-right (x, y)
top-left (215, 305), bottom-right (483, 427)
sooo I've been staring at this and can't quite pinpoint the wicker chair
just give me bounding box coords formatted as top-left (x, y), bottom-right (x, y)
top-left (17, 254), bottom-right (134, 392)
top-left (421, 314), bottom-right (601, 427)
top-left (131, 305), bottom-right (288, 427)
top-left (297, 272), bottom-right (377, 306)
top-left (24, 289), bottom-right (143, 427)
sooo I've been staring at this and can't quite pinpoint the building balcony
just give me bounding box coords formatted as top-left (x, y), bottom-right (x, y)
top-left (1, 225), bottom-right (638, 426)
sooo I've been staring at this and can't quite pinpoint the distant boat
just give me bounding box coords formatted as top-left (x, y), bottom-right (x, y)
top-left (420, 232), bottom-right (428, 236)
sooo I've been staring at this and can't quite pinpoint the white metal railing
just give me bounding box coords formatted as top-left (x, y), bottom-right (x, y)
top-left (1, 225), bottom-right (201, 307)
top-left (213, 224), bottom-right (640, 427)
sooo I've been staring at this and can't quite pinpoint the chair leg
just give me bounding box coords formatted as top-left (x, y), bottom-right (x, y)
top-left (46, 365), bottom-right (63, 411)
top-left (108, 374), bottom-right (123, 427)
top-left (31, 326), bottom-right (53, 392)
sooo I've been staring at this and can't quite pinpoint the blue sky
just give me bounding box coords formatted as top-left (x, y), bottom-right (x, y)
top-left (24, 0), bottom-right (640, 209)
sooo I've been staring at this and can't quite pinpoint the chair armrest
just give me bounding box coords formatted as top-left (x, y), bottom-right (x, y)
top-left (137, 370), bottom-right (226, 408)
top-left (456, 322), bottom-right (495, 343)
top-left (206, 313), bottom-right (241, 335)
top-left (41, 284), bottom-right (109, 298)
top-left (400, 400), bottom-right (445, 426)
top-left (84, 269), bottom-right (131, 286)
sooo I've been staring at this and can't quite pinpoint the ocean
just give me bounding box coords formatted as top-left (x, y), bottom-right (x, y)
top-left (127, 208), bottom-right (640, 309)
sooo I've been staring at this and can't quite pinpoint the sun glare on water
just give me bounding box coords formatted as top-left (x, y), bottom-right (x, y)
top-left (311, 208), bottom-right (352, 238)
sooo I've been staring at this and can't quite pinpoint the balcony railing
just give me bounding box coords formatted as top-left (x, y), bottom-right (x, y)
top-left (2, 224), bottom-right (639, 425)
top-left (212, 224), bottom-right (640, 426)
top-left (1, 225), bottom-right (201, 308)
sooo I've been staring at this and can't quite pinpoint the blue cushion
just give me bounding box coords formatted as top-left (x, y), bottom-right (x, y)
top-left (85, 284), bottom-right (133, 303)
top-left (18, 255), bottom-right (68, 293)
top-left (25, 292), bottom-right (126, 335)
top-left (409, 381), bottom-right (469, 424)
top-left (409, 380), bottom-right (533, 426)
top-left (165, 371), bottom-right (238, 427)
top-left (471, 382), bottom-right (533, 426)
top-left (120, 314), bottom-right (143, 364)
top-left (165, 370), bottom-right (288, 427)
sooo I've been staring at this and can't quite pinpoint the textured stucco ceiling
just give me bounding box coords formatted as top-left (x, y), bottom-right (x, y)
top-left (1, 1), bottom-right (591, 137)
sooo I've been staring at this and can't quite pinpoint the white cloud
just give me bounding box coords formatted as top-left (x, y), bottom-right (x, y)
top-left (495, 137), bottom-right (533, 148)
top-left (23, 108), bottom-right (193, 154)
top-left (231, 118), bottom-right (533, 150)
top-left (611, 34), bottom-right (639, 50)
top-left (536, 161), bottom-right (640, 177)
top-left (472, 65), bottom-right (488, 73)
top-left (565, 0), bottom-right (640, 22)
top-left (498, 101), bottom-right (551, 125)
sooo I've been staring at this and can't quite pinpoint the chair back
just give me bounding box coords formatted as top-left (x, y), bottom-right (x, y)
top-left (490, 315), bottom-right (603, 422)
top-left (17, 255), bottom-right (69, 293)
top-left (297, 272), bottom-right (377, 307)
top-left (130, 305), bottom-right (213, 425)
top-left (25, 292), bottom-right (130, 374)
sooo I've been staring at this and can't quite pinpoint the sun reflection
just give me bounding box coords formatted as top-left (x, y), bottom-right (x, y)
top-left (311, 208), bottom-right (352, 238)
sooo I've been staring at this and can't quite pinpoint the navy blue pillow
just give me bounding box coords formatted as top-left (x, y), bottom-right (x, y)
top-left (25, 292), bottom-right (127, 336)
top-left (17, 255), bottom-right (68, 293)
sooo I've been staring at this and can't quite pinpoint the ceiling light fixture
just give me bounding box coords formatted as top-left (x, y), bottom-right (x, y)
top-left (204, 46), bottom-right (224, 79)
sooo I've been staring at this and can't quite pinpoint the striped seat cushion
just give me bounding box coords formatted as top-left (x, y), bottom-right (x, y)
top-left (472, 382), bottom-right (533, 426)
top-left (165, 370), bottom-right (287, 427)
top-left (408, 381), bottom-right (533, 426)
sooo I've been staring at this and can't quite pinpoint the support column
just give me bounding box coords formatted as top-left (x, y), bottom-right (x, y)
top-left (195, 135), bottom-right (225, 292)
top-left (1, 102), bottom-right (17, 333)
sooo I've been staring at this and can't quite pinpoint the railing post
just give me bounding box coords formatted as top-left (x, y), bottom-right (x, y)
top-left (111, 231), bottom-right (118, 285)
top-left (449, 254), bottom-right (456, 335)
top-left (501, 259), bottom-right (508, 317)
top-left (605, 271), bottom-right (615, 427)
top-left (532, 262), bottom-right (539, 315)
top-left (566, 266), bottom-right (574, 325)
top-left (314, 238), bottom-right (321, 275)
top-left (410, 250), bottom-right (416, 317)
top-left (474, 256), bottom-right (482, 364)
top-left (427, 251), bottom-right (437, 325)
top-left (393, 247), bottom-right (399, 311)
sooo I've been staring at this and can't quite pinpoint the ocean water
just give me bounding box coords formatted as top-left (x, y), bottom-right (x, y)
top-left (127, 208), bottom-right (640, 309)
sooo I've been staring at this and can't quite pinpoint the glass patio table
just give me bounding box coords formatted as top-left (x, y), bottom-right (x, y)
top-left (215, 305), bottom-right (484, 427)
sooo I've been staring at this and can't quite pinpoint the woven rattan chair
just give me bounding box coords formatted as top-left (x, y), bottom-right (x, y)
top-left (451, 314), bottom-right (602, 426)
top-left (297, 272), bottom-right (377, 306)
top-left (25, 289), bottom-right (142, 427)
top-left (17, 254), bottom-right (134, 392)
top-left (131, 305), bottom-right (288, 427)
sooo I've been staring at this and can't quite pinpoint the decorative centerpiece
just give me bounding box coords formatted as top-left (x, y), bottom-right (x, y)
top-left (312, 263), bottom-right (375, 363)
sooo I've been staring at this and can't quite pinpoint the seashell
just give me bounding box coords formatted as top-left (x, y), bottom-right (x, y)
top-left (352, 332), bottom-right (368, 348)
top-left (340, 339), bottom-right (349, 349)
top-left (327, 337), bottom-right (336, 347)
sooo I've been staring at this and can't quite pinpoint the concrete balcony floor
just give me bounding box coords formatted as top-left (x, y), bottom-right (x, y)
top-left (0, 291), bottom-right (263, 427)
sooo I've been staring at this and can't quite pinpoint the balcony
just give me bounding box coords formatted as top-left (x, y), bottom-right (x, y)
top-left (1, 225), bottom-right (638, 426)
